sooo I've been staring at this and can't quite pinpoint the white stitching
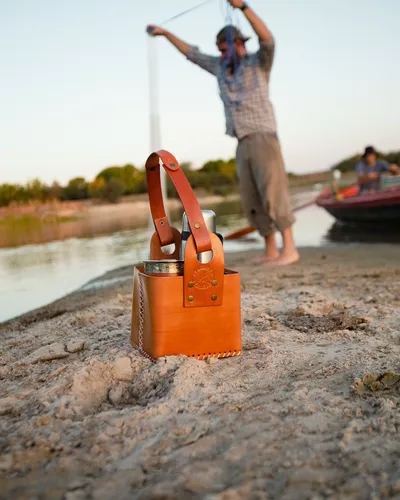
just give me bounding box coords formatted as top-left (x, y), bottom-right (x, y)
top-left (130, 339), bottom-right (157, 363)
top-left (131, 345), bottom-right (242, 362)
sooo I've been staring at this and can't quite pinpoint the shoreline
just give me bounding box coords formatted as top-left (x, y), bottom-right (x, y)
top-left (0, 242), bottom-right (397, 330)
top-left (1, 244), bottom-right (399, 498)
top-left (0, 264), bottom-right (136, 331)
top-left (0, 183), bottom-right (329, 250)
top-left (0, 171), bottom-right (341, 222)
top-left (0, 193), bottom-right (241, 249)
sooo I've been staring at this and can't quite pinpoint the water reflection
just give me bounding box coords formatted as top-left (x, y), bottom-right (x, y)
top-left (0, 212), bottom-right (150, 249)
top-left (325, 221), bottom-right (400, 244)
top-left (2, 191), bottom-right (397, 323)
top-left (0, 229), bottom-right (152, 322)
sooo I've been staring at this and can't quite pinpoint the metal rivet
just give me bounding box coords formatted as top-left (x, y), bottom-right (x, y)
top-left (211, 295), bottom-right (217, 301)
top-left (170, 163), bottom-right (176, 167)
top-left (188, 282), bottom-right (194, 288)
top-left (212, 280), bottom-right (218, 286)
top-left (194, 223), bottom-right (200, 229)
top-left (160, 220), bottom-right (165, 226)
top-left (188, 295), bottom-right (194, 302)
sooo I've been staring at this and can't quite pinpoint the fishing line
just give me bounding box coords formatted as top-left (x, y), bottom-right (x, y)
top-left (146, 0), bottom-right (216, 146)
top-left (147, 0), bottom-right (215, 32)
top-left (218, 0), bottom-right (259, 108)
top-left (146, 0), bottom-right (215, 234)
top-left (146, 0), bottom-right (217, 154)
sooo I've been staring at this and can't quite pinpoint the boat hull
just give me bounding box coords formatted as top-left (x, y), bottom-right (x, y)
top-left (316, 188), bottom-right (400, 224)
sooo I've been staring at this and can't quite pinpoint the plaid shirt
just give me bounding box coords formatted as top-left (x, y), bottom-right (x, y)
top-left (187, 38), bottom-right (277, 139)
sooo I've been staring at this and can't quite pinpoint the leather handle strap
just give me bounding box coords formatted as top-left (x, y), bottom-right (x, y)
top-left (145, 150), bottom-right (212, 254)
top-left (183, 233), bottom-right (224, 308)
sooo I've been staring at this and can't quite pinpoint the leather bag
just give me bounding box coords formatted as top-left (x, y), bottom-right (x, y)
top-left (130, 150), bottom-right (242, 361)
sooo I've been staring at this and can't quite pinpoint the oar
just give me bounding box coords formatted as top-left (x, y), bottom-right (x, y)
top-left (224, 195), bottom-right (324, 241)
top-left (224, 185), bottom-right (357, 241)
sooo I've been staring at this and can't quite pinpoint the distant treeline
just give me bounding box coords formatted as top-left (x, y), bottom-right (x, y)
top-left (0, 159), bottom-right (238, 207)
top-left (331, 150), bottom-right (400, 173)
top-left (1, 149), bottom-right (398, 207)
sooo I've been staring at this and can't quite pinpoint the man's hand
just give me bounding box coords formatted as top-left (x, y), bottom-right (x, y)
top-left (146, 27), bottom-right (191, 57)
top-left (367, 172), bottom-right (379, 180)
top-left (228, 0), bottom-right (245, 8)
top-left (389, 163), bottom-right (400, 175)
top-left (227, 0), bottom-right (273, 41)
top-left (146, 25), bottom-right (166, 36)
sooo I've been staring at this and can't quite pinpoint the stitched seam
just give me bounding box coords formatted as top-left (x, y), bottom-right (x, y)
top-left (191, 350), bottom-right (242, 360)
top-left (131, 339), bottom-right (157, 363)
top-left (130, 340), bottom-right (242, 363)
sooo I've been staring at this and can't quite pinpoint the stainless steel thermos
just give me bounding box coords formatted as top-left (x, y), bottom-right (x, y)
top-left (180, 209), bottom-right (220, 263)
top-left (143, 210), bottom-right (223, 276)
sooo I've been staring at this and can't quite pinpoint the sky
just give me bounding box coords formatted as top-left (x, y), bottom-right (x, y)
top-left (1, 0), bottom-right (400, 185)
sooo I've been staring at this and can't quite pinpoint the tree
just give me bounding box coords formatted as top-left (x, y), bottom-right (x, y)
top-left (49, 181), bottom-right (63, 200)
top-left (386, 151), bottom-right (400, 165)
top-left (0, 184), bottom-right (19, 207)
top-left (102, 178), bottom-right (125, 203)
top-left (88, 178), bottom-right (106, 199)
top-left (330, 154), bottom-right (361, 173)
top-left (25, 178), bottom-right (49, 202)
top-left (63, 177), bottom-right (88, 200)
top-left (201, 159), bottom-right (226, 173)
top-left (95, 164), bottom-right (143, 195)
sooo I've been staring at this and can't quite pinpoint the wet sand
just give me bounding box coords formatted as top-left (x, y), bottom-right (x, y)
top-left (0, 245), bottom-right (399, 499)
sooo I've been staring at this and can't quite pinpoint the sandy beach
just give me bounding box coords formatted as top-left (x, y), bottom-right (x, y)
top-left (1, 245), bottom-right (399, 499)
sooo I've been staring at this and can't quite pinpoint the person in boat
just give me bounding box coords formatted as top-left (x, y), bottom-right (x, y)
top-left (356, 146), bottom-right (400, 194)
top-left (147, 0), bottom-right (299, 266)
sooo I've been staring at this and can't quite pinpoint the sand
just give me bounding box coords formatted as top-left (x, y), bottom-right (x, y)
top-left (0, 245), bottom-right (399, 499)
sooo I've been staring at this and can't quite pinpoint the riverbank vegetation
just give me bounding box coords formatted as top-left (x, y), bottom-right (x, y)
top-left (1, 150), bottom-right (397, 208)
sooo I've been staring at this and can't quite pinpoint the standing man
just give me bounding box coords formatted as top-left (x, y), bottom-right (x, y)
top-left (147, 0), bottom-right (299, 265)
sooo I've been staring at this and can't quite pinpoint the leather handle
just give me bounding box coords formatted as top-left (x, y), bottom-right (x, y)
top-left (145, 150), bottom-right (212, 254)
top-left (183, 233), bottom-right (225, 308)
top-left (149, 227), bottom-right (181, 260)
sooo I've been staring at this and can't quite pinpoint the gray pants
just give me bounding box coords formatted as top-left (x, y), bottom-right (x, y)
top-left (236, 132), bottom-right (295, 236)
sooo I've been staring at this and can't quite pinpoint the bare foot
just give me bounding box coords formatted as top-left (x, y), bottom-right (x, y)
top-left (251, 253), bottom-right (280, 264)
top-left (266, 251), bottom-right (300, 266)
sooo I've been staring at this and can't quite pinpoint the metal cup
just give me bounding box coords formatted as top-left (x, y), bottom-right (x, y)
top-left (143, 259), bottom-right (184, 276)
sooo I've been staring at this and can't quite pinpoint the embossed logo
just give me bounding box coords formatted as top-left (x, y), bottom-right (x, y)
top-left (192, 267), bottom-right (214, 289)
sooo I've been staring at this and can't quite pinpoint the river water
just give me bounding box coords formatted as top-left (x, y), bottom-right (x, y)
top-left (0, 193), bottom-right (398, 323)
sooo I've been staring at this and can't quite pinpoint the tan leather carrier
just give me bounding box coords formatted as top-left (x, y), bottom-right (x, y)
top-left (130, 150), bottom-right (242, 361)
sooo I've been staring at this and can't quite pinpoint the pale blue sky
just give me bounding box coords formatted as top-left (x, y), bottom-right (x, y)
top-left (1, 0), bottom-right (399, 184)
